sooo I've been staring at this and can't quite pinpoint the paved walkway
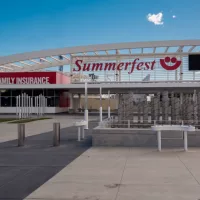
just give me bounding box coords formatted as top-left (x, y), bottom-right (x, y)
top-left (25, 147), bottom-right (200, 200)
top-left (1, 115), bottom-right (200, 200)
top-left (0, 116), bottom-right (98, 200)
top-left (0, 115), bottom-right (94, 143)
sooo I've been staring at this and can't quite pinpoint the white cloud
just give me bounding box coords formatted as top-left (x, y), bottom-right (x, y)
top-left (172, 15), bottom-right (176, 18)
top-left (147, 12), bottom-right (164, 25)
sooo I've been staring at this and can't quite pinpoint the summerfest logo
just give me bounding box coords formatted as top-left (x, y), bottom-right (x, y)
top-left (73, 57), bottom-right (182, 74)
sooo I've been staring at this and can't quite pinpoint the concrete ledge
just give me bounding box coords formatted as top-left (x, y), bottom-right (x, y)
top-left (92, 127), bottom-right (200, 147)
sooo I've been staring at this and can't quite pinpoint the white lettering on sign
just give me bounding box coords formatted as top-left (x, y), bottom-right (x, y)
top-left (0, 77), bottom-right (50, 84)
top-left (16, 77), bottom-right (50, 84)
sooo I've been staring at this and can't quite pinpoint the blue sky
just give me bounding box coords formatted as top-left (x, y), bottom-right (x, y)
top-left (0, 0), bottom-right (200, 56)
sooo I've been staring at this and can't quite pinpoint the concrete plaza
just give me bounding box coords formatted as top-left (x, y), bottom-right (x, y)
top-left (0, 115), bottom-right (200, 200)
top-left (25, 147), bottom-right (200, 200)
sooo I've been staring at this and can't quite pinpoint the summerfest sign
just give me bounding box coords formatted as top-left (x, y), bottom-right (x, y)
top-left (73, 57), bottom-right (182, 74)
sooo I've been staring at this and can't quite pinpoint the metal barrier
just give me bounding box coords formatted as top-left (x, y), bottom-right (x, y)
top-left (18, 124), bottom-right (25, 146)
top-left (53, 123), bottom-right (60, 146)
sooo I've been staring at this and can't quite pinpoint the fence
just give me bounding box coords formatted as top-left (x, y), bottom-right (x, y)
top-left (16, 93), bottom-right (47, 119)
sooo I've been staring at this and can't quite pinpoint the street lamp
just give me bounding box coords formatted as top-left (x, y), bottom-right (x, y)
top-left (108, 90), bottom-right (111, 118)
top-left (100, 86), bottom-right (102, 122)
top-left (84, 82), bottom-right (88, 129)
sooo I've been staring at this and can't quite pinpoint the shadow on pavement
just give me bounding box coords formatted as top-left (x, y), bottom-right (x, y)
top-left (0, 121), bottom-right (98, 200)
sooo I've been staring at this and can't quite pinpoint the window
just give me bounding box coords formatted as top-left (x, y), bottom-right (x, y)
top-left (1, 90), bottom-right (11, 96)
top-left (44, 89), bottom-right (54, 96)
top-left (11, 97), bottom-right (16, 107)
top-left (12, 90), bottom-right (22, 96)
top-left (55, 90), bottom-right (61, 97)
top-left (55, 97), bottom-right (60, 107)
top-left (1, 97), bottom-right (11, 107)
top-left (33, 89), bottom-right (44, 96)
top-left (46, 97), bottom-right (55, 107)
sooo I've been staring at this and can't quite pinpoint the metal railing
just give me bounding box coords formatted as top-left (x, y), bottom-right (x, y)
top-left (72, 80), bottom-right (200, 84)
top-left (100, 118), bottom-right (200, 129)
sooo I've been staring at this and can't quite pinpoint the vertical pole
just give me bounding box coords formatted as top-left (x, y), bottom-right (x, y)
top-left (26, 94), bottom-right (28, 118)
top-left (16, 96), bottom-right (18, 117)
top-left (180, 51), bottom-right (183, 81)
top-left (24, 94), bottom-right (26, 118)
top-left (128, 120), bottom-right (130, 128)
top-left (40, 95), bottom-right (43, 116)
top-left (162, 91), bottom-right (169, 124)
top-left (31, 97), bottom-right (33, 117)
top-left (100, 86), bottom-right (103, 122)
top-left (108, 90), bottom-right (111, 118)
top-left (43, 96), bottom-right (45, 115)
top-left (22, 93), bottom-right (24, 119)
top-left (35, 96), bottom-right (37, 117)
top-left (53, 123), bottom-right (60, 146)
top-left (19, 95), bottom-right (21, 119)
top-left (37, 95), bottom-right (39, 116)
top-left (193, 90), bottom-right (198, 125)
top-left (78, 94), bottom-right (81, 110)
top-left (184, 131), bottom-right (188, 151)
top-left (82, 126), bottom-right (85, 139)
top-left (28, 96), bottom-right (31, 118)
top-left (78, 127), bottom-right (81, 141)
top-left (41, 96), bottom-right (43, 115)
top-left (43, 97), bottom-right (45, 114)
top-left (24, 93), bottom-right (26, 118)
top-left (23, 93), bottom-right (25, 119)
top-left (45, 98), bottom-right (47, 114)
top-left (29, 96), bottom-right (31, 118)
top-left (38, 95), bottom-right (40, 116)
top-left (37, 96), bottom-right (39, 117)
top-left (157, 130), bottom-right (161, 152)
top-left (171, 92), bottom-right (175, 124)
top-left (28, 96), bottom-right (30, 117)
top-left (33, 96), bottom-right (35, 116)
top-left (40, 95), bottom-right (42, 116)
top-left (18, 124), bottom-right (25, 146)
top-left (26, 95), bottom-right (28, 118)
top-left (25, 93), bottom-right (28, 118)
top-left (70, 55), bottom-right (73, 82)
top-left (39, 95), bottom-right (41, 116)
top-left (143, 99), bottom-right (149, 124)
top-left (84, 82), bottom-right (88, 129)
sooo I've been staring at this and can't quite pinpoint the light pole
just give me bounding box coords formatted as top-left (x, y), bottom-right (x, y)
top-left (100, 86), bottom-right (103, 122)
top-left (84, 82), bottom-right (88, 129)
top-left (108, 90), bottom-right (111, 118)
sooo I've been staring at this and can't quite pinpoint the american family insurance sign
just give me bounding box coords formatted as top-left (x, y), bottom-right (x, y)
top-left (0, 72), bottom-right (57, 84)
top-left (73, 57), bottom-right (182, 74)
